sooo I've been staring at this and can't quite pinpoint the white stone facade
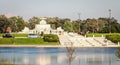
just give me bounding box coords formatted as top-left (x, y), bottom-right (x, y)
top-left (34, 19), bottom-right (51, 34)
top-left (20, 18), bottom-right (64, 34)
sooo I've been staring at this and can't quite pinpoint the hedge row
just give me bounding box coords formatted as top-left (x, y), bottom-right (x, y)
top-left (106, 34), bottom-right (120, 43)
top-left (43, 34), bottom-right (59, 42)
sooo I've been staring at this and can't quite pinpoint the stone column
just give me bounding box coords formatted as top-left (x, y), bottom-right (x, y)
top-left (118, 42), bottom-right (120, 46)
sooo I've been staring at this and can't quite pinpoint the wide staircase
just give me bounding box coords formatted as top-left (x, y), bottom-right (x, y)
top-left (58, 34), bottom-right (119, 47)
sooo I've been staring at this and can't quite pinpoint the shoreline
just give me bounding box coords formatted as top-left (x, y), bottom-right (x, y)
top-left (0, 45), bottom-right (120, 48)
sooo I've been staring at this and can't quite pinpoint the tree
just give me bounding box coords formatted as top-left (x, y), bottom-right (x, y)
top-left (9, 16), bottom-right (25, 32)
top-left (28, 17), bottom-right (40, 29)
top-left (46, 17), bottom-right (71, 30)
top-left (80, 20), bottom-right (88, 35)
top-left (98, 17), bottom-right (119, 33)
top-left (84, 18), bottom-right (98, 33)
top-left (0, 15), bottom-right (10, 33)
top-left (46, 17), bottom-right (58, 29)
top-left (9, 17), bottom-right (18, 32)
top-left (72, 20), bottom-right (81, 33)
top-left (16, 16), bottom-right (25, 31)
top-left (97, 19), bottom-right (106, 32)
top-left (63, 21), bottom-right (73, 32)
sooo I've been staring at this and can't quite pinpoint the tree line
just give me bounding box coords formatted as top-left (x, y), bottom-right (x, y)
top-left (0, 15), bottom-right (120, 34)
top-left (0, 15), bottom-right (25, 33)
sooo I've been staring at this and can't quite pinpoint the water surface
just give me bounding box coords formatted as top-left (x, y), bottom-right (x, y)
top-left (0, 47), bottom-right (120, 65)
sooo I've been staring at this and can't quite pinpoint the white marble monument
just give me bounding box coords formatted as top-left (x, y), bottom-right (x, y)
top-left (34, 19), bottom-right (51, 34)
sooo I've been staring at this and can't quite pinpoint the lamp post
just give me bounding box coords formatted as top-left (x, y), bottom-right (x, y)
top-left (109, 9), bottom-right (111, 19)
top-left (78, 13), bottom-right (81, 33)
top-left (108, 9), bottom-right (111, 33)
top-left (78, 13), bottom-right (81, 21)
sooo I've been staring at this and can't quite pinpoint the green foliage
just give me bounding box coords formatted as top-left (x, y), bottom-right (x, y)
top-left (0, 15), bottom-right (10, 33)
top-left (0, 15), bottom-right (25, 33)
top-left (63, 21), bottom-right (73, 32)
top-left (0, 15), bottom-right (120, 34)
top-left (100, 27), bottom-right (109, 33)
top-left (87, 33), bottom-right (108, 37)
top-left (86, 19), bottom-right (98, 33)
top-left (46, 17), bottom-right (58, 29)
top-left (80, 17), bottom-right (120, 33)
top-left (46, 17), bottom-right (70, 29)
top-left (9, 16), bottom-right (25, 32)
top-left (72, 21), bottom-right (80, 33)
top-left (87, 33), bottom-right (120, 37)
top-left (106, 34), bottom-right (120, 43)
top-left (43, 34), bottom-right (59, 42)
top-left (16, 17), bottom-right (25, 31)
top-left (9, 17), bottom-right (18, 32)
top-left (28, 17), bottom-right (40, 29)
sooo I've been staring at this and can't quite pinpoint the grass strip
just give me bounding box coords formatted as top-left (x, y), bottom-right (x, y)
top-left (0, 64), bottom-right (20, 65)
top-left (0, 34), bottom-right (28, 37)
top-left (87, 33), bottom-right (120, 37)
top-left (0, 38), bottom-right (59, 45)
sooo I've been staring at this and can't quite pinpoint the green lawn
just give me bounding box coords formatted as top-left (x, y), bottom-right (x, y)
top-left (0, 33), bottom-right (28, 37)
top-left (0, 64), bottom-right (20, 65)
top-left (12, 34), bottom-right (28, 37)
top-left (0, 64), bottom-right (25, 65)
top-left (86, 33), bottom-right (120, 37)
top-left (0, 38), bottom-right (59, 45)
top-left (0, 34), bottom-right (3, 37)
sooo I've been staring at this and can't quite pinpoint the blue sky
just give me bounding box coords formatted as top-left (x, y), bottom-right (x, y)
top-left (0, 0), bottom-right (120, 21)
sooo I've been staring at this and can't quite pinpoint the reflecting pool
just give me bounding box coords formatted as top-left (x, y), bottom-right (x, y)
top-left (0, 47), bottom-right (120, 65)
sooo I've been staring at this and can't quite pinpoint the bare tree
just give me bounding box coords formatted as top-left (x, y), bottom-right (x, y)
top-left (66, 41), bottom-right (76, 65)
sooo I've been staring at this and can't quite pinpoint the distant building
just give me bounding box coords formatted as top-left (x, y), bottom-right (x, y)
top-left (57, 27), bottom-right (64, 35)
top-left (34, 19), bottom-right (51, 34)
top-left (20, 18), bottom-right (64, 34)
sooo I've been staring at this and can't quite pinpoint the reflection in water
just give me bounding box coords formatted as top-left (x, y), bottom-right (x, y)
top-left (117, 48), bottom-right (120, 59)
top-left (37, 55), bottom-right (51, 65)
top-left (23, 55), bottom-right (29, 64)
top-left (86, 55), bottom-right (102, 64)
top-left (36, 48), bottom-right (51, 65)
top-left (57, 54), bottom-right (66, 63)
top-left (66, 46), bottom-right (76, 65)
top-left (77, 54), bottom-right (106, 65)
top-left (0, 47), bottom-right (120, 65)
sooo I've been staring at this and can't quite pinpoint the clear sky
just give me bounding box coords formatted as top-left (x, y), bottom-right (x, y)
top-left (0, 0), bottom-right (120, 22)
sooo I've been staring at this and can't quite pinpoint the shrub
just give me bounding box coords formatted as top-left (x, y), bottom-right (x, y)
top-left (106, 34), bottom-right (120, 43)
top-left (43, 34), bottom-right (59, 42)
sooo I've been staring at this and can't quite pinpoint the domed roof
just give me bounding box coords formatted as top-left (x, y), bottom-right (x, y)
top-left (24, 27), bottom-right (29, 30)
top-left (40, 19), bottom-right (47, 25)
